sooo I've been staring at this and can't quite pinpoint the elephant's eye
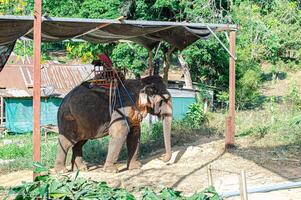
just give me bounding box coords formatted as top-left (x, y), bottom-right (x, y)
top-left (159, 99), bottom-right (164, 106)
top-left (145, 86), bottom-right (157, 95)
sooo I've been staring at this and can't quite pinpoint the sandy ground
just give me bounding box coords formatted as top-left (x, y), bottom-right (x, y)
top-left (1, 136), bottom-right (300, 199)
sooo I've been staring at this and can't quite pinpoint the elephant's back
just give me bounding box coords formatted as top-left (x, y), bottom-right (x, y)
top-left (58, 82), bottom-right (111, 140)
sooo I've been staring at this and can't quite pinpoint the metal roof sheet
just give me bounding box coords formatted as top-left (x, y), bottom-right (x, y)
top-left (0, 55), bottom-right (93, 97)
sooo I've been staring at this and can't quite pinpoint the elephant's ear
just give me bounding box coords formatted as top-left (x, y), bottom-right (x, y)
top-left (162, 94), bottom-right (170, 101)
top-left (139, 92), bottom-right (149, 106)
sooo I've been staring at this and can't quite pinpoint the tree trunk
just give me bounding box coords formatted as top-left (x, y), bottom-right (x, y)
top-left (163, 46), bottom-right (175, 85)
top-left (178, 54), bottom-right (193, 89)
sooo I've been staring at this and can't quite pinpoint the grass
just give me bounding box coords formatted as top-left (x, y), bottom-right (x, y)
top-left (1, 98), bottom-right (300, 174)
top-left (0, 133), bottom-right (58, 173)
top-left (209, 101), bottom-right (301, 142)
top-left (0, 120), bottom-right (210, 174)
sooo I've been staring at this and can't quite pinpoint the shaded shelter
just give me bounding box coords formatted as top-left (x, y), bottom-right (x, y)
top-left (0, 13), bottom-right (237, 176)
top-left (0, 15), bottom-right (236, 71)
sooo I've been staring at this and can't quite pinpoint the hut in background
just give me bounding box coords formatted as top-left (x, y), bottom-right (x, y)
top-left (0, 55), bottom-right (198, 133)
top-left (0, 55), bottom-right (93, 133)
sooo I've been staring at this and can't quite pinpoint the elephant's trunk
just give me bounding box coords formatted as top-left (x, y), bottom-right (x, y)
top-left (161, 100), bottom-right (172, 162)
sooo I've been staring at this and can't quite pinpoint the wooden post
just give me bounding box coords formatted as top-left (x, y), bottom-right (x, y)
top-left (33, 0), bottom-right (42, 180)
top-left (225, 30), bottom-right (236, 148)
top-left (239, 170), bottom-right (248, 200)
top-left (148, 50), bottom-right (153, 76)
top-left (148, 50), bottom-right (153, 126)
top-left (207, 164), bottom-right (213, 186)
top-left (0, 96), bottom-right (3, 125)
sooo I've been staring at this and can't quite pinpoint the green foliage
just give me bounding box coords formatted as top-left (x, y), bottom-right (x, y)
top-left (6, 163), bottom-right (136, 200)
top-left (140, 122), bottom-right (164, 152)
top-left (141, 186), bottom-right (221, 200)
top-left (0, 133), bottom-right (58, 173)
top-left (237, 69), bottom-right (262, 108)
top-left (182, 37), bottom-right (229, 87)
top-left (239, 125), bottom-right (270, 138)
top-left (231, 100), bottom-right (301, 144)
top-left (79, 0), bottom-right (122, 19)
top-left (111, 43), bottom-right (149, 75)
top-left (3, 0), bottom-right (301, 108)
top-left (6, 163), bottom-right (221, 200)
top-left (216, 91), bottom-right (229, 106)
top-left (284, 83), bottom-right (301, 111)
top-left (185, 102), bottom-right (207, 129)
top-left (0, 0), bottom-right (28, 15)
top-left (65, 42), bottom-right (116, 63)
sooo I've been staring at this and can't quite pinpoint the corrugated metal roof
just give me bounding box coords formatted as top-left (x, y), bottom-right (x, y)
top-left (0, 55), bottom-right (93, 97)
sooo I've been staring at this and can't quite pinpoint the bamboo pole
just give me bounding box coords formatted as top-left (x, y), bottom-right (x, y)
top-left (33, 0), bottom-right (42, 180)
top-left (239, 170), bottom-right (248, 200)
top-left (207, 164), bottom-right (213, 186)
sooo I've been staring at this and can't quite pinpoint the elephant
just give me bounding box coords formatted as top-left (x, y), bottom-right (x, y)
top-left (54, 75), bottom-right (173, 173)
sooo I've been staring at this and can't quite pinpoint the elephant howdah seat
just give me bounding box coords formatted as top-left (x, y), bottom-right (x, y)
top-left (89, 54), bottom-right (123, 89)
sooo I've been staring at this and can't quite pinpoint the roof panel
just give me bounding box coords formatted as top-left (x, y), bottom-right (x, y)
top-left (0, 56), bottom-right (94, 97)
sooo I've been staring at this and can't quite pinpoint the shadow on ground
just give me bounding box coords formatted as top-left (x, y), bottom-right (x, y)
top-left (228, 141), bottom-right (301, 181)
top-left (82, 126), bottom-right (223, 169)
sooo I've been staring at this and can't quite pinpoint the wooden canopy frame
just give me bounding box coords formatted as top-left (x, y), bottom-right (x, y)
top-left (31, 0), bottom-right (237, 178)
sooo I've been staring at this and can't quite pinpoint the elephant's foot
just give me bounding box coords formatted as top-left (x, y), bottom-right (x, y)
top-left (103, 163), bottom-right (119, 173)
top-left (78, 163), bottom-right (88, 171)
top-left (128, 160), bottom-right (142, 170)
top-left (73, 162), bottom-right (88, 172)
top-left (55, 165), bottom-right (68, 173)
top-left (71, 158), bottom-right (88, 172)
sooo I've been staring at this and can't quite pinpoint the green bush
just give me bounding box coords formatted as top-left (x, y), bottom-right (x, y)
top-left (184, 102), bottom-right (207, 129)
top-left (238, 125), bottom-right (270, 138)
top-left (141, 122), bottom-right (163, 144)
top-left (284, 84), bottom-right (301, 111)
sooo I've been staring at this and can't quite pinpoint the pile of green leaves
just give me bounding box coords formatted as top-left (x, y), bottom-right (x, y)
top-left (141, 187), bottom-right (221, 200)
top-left (6, 163), bottom-right (221, 200)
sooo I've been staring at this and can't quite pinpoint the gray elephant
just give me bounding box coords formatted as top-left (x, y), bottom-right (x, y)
top-left (55, 75), bottom-right (172, 173)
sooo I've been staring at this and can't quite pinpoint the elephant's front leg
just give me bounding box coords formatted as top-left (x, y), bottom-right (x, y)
top-left (127, 124), bottom-right (142, 170)
top-left (103, 120), bottom-right (128, 173)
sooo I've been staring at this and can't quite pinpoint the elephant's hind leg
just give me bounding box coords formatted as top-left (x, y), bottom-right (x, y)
top-left (127, 125), bottom-right (142, 170)
top-left (71, 140), bottom-right (88, 171)
top-left (55, 134), bottom-right (73, 173)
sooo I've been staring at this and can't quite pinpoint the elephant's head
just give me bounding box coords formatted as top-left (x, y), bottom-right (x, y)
top-left (139, 76), bottom-right (172, 162)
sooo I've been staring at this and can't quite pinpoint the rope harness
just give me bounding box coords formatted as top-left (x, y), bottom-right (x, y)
top-left (87, 54), bottom-right (143, 132)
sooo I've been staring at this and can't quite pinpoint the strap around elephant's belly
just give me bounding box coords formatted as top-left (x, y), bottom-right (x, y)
top-left (93, 123), bottom-right (110, 139)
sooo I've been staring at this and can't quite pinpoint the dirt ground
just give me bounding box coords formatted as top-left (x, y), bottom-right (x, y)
top-left (1, 136), bottom-right (300, 199)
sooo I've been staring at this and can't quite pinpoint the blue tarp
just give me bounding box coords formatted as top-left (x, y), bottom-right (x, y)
top-left (172, 97), bottom-right (196, 119)
top-left (4, 96), bottom-right (195, 133)
top-left (5, 97), bottom-right (62, 133)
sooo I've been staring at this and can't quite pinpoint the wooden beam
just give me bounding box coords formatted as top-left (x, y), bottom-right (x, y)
top-left (148, 50), bottom-right (153, 76)
top-left (33, 0), bottom-right (42, 179)
top-left (225, 30), bottom-right (236, 148)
